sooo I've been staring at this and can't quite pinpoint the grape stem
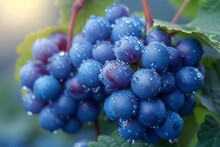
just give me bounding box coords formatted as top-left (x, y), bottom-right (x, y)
top-left (169, 0), bottom-right (191, 36)
top-left (66, 0), bottom-right (85, 52)
top-left (141, 0), bottom-right (153, 33)
top-left (95, 120), bottom-right (100, 140)
top-left (171, 0), bottom-right (191, 24)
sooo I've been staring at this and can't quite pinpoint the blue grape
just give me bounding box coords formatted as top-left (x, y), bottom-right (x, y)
top-left (168, 47), bottom-right (182, 72)
top-left (22, 91), bottom-right (47, 114)
top-left (132, 16), bottom-right (146, 38)
top-left (52, 94), bottom-right (77, 117)
top-left (77, 59), bottom-right (103, 88)
top-left (142, 42), bottom-right (170, 72)
top-left (146, 29), bottom-right (171, 46)
top-left (105, 3), bottom-right (130, 23)
top-left (47, 52), bottom-right (73, 80)
top-left (69, 41), bottom-right (93, 67)
top-left (92, 41), bottom-right (116, 64)
top-left (107, 89), bottom-right (139, 119)
top-left (32, 38), bottom-right (59, 63)
top-left (39, 106), bottom-right (63, 132)
top-left (159, 72), bottom-right (176, 94)
top-left (131, 69), bottom-right (161, 99)
top-left (49, 32), bottom-right (67, 51)
top-left (19, 61), bottom-right (48, 89)
top-left (103, 96), bottom-right (117, 121)
top-left (161, 89), bottom-right (185, 111)
top-left (92, 86), bottom-right (109, 102)
top-left (33, 75), bottom-right (61, 101)
top-left (143, 128), bottom-right (161, 144)
top-left (176, 38), bottom-right (204, 66)
top-left (118, 119), bottom-right (145, 141)
top-left (114, 36), bottom-right (144, 64)
top-left (137, 99), bottom-right (166, 127)
top-left (100, 60), bottom-right (133, 92)
top-left (112, 17), bottom-right (142, 42)
top-left (72, 33), bottom-right (86, 44)
top-left (83, 15), bottom-right (111, 43)
top-left (62, 117), bottom-right (82, 134)
top-left (175, 66), bottom-right (204, 93)
top-left (156, 111), bottom-right (183, 140)
top-left (65, 76), bottom-right (90, 101)
top-left (178, 95), bottom-right (196, 116)
top-left (76, 99), bottom-right (100, 122)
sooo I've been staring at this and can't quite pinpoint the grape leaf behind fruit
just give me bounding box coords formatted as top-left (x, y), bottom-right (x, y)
top-left (153, 0), bottom-right (220, 52)
top-left (88, 135), bottom-right (145, 147)
top-left (54, 0), bottom-right (119, 34)
top-left (196, 58), bottom-right (220, 116)
top-left (15, 27), bottom-right (67, 81)
top-left (196, 115), bottom-right (220, 147)
top-left (168, 0), bottom-right (199, 18)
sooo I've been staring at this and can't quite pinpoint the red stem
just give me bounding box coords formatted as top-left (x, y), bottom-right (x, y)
top-left (66, 0), bottom-right (85, 52)
top-left (95, 120), bottom-right (100, 140)
top-left (171, 0), bottom-right (191, 24)
top-left (141, 0), bottom-right (153, 33)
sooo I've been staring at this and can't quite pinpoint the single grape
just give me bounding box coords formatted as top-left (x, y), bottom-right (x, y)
top-left (161, 89), bottom-right (185, 111)
top-left (72, 33), bottom-right (85, 44)
top-left (137, 99), bottom-right (166, 127)
top-left (178, 95), bottom-right (196, 116)
top-left (47, 52), bottom-right (73, 80)
top-left (143, 128), bottom-right (161, 144)
top-left (83, 15), bottom-right (111, 43)
top-left (107, 89), bottom-right (139, 119)
top-left (176, 38), bottom-right (204, 66)
top-left (32, 38), bottom-right (59, 63)
top-left (100, 60), bottom-right (133, 92)
top-left (156, 111), bottom-right (183, 140)
top-left (69, 41), bottom-right (93, 67)
top-left (175, 66), bottom-right (204, 93)
top-left (105, 3), bottom-right (130, 23)
top-left (62, 117), bottom-right (82, 134)
top-left (92, 86), bottom-right (109, 102)
top-left (77, 59), bottom-right (103, 88)
top-left (168, 47), bottom-right (182, 72)
top-left (118, 119), bottom-right (145, 141)
top-left (19, 61), bottom-right (48, 89)
top-left (142, 42), bottom-right (170, 72)
top-left (114, 36), bottom-right (144, 64)
top-left (22, 91), bottom-right (47, 114)
top-left (146, 29), bottom-right (171, 46)
top-left (131, 69), bottom-right (161, 99)
top-left (52, 94), bottom-right (77, 117)
top-left (92, 41), bottom-right (116, 64)
top-left (33, 75), bottom-right (61, 101)
top-left (65, 76), bottom-right (90, 101)
top-left (103, 96), bottom-right (117, 121)
top-left (112, 17), bottom-right (142, 42)
top-left (159, 72), bottom-right (176, 94)
top-left (49, 32), bottom-right (67, 51)
top-left (39, 106), bottom-right (63, 132)
top-left (76, 99), bottom-right (100, 122)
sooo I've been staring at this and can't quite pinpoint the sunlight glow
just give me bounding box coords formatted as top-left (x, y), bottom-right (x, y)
top-left (0, 0), bottom-right (46, 28)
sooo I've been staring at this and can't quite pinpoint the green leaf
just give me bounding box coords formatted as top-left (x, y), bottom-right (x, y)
top-left (54, 0), bottom-right (119, 34)
top-left (196, 115), bottom-right (220, 147)
top-left (88, 135), bottom-right (145, 147)
top-left (196, 58), bottom-right (220, 116)
top-left (168, 0), bottom-right (199, 18)
top-left (15, 27), bottom-right (67, 81)
top-left (154, 0), bottom-right (220, 52)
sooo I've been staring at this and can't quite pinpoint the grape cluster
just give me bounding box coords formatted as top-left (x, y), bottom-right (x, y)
top-left (19, 3), bottom-right (205, 144)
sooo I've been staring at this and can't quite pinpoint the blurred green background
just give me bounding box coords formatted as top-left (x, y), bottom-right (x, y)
top-left (0, 0), bottom-right (217, 146)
